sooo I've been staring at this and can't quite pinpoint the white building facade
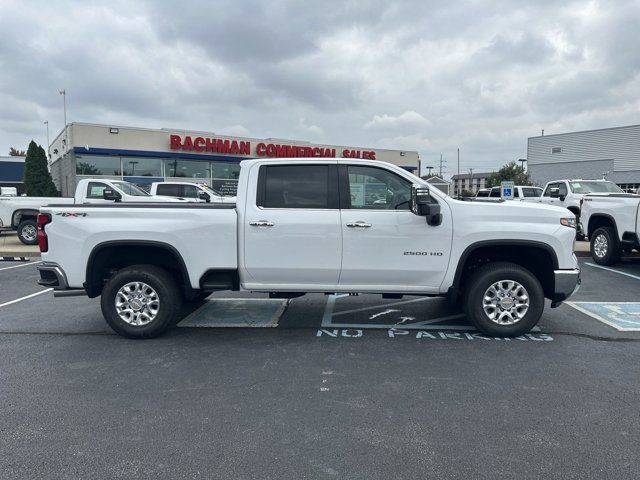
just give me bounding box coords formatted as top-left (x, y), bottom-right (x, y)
top-left (48, 123), bottom-right (420, 196)
top-left (527, 124), bottom-right (640, 191)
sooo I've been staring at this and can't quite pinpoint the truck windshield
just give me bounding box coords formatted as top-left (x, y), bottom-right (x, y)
top-left (569, 181), bottom-right (623, 194)
top-left (112, 181), bottom-right (150, 196)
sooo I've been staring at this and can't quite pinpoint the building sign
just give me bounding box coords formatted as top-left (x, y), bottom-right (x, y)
top-left (169, 134), bottom-right (376, 160)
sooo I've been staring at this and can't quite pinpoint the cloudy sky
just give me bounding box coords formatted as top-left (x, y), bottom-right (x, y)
top-left (1, 0), bottom-right (639, 177)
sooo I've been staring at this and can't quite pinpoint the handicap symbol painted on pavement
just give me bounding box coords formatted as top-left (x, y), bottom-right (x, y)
top-left (566, 302), bottom-right (640, 331)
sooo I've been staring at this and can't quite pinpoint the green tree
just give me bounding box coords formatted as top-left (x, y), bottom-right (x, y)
top-left (9, 147), bottom-right (26, 156)
top-left (486, 161), bottom-right (532, 188)
top-left (23, 140), bottom-right (59, 197)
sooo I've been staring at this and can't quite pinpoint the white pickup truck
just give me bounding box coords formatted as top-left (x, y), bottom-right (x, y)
top-left (149, 181), bottom-right (235, 203)
top-left (539, 179), bottom-right (624, 237)
top-left (580, 193), bottom-right (640, 265)
top-left (0, 179), bottom-right (185, 245)
top-left (37, 158), bottom-right (580, 339)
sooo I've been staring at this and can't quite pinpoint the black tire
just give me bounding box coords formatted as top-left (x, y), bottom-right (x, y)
top-left (100, 264), bottom-right (182, 339)
top-left (17, 219), bottom-right (38, 245)
top-left (590, 226), bottom-right (619, 266)
top-left (463, 262), bottom-right (544, 337)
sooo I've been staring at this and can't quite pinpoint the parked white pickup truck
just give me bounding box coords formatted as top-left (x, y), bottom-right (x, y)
top-left (0, 179), bottom-right (185, 245)
top-left (149, 181), bottom-right (235, 203)
top-left (37, 158), bottom-right (580, 339)
top-left (580, 193), bottom-right (640, 265)
top-left (539, 179), bottom-right (624, 237)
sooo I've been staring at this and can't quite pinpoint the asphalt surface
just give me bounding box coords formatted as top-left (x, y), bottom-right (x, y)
top-left (1, 258), bottom-right (640, 479)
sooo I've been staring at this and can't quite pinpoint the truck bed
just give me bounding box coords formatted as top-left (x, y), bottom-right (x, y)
top-left (40, 202), bottom-right (238, 290)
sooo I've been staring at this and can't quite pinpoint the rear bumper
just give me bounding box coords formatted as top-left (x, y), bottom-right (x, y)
top-left (37, 262), bottom-right (69, 289)
top-left (551, 268), bottom-right (581, 307)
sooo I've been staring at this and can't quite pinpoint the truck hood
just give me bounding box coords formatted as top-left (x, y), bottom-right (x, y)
top-left (449, 197), bottom-right (572, 219)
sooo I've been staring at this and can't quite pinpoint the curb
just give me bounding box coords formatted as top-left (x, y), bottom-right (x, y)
top-left (0, 253), bottom-right (40, 260)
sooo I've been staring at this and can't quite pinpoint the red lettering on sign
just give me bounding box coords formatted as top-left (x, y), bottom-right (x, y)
top-left (193, 137), bottom-right (205, 152)
top-left (240, 141), bottom-right (250, 155)
top-left (170, 135), bottom-right (182, 149)
top-left (256, 143), bottom-right (266, 156)
top-left (182, 136), bottom-right (194, 151)
top-left (217, 139), bottom-right (230, 154)
top-left (230, 140), bottom-right (240, 155)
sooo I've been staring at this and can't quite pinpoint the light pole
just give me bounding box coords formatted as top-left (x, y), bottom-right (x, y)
top-left (469, 168), bottom-right (474, 194)
top-left (44, 121), bottom-right (50, 158)
top-left (59, 89), bottom-right (67, 153)
top-left (518, 158), bottom-right (527, 172)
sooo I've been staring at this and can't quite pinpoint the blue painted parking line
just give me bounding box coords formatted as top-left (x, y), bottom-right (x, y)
top-left (178, 298), bottom-right (287, 328)
top-left (566, 302), bottom-right (640, 332)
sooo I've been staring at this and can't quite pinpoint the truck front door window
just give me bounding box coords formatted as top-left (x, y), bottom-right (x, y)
top-left (346, 166), bottom-right (411, 210)
top-left (87, 182), bottom-right (108, 199)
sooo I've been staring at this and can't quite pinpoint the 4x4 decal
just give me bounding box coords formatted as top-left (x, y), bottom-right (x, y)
top-left (55, 212), bottom-right (88, 217)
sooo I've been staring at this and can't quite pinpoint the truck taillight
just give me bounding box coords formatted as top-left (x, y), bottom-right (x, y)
top-left (37, 213), bottom-right (52, 253)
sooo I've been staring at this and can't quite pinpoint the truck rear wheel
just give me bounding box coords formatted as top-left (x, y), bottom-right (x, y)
top-left (463, 262), bottom-right (544, 337)
top-left (101, 264), bottom-right (182, 339)
top-left (17, 219), bottom-right (38, 245)
top-left (590, 226), bottom-right (619, 266)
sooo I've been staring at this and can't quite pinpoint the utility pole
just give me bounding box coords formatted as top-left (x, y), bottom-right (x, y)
top-left (44, 120), bottom-right (50, 159)
top-left (469, 168), bottom-right (474, 193)
top-left (457, 148), bottom-right (460, 199)
top-left (439, 153), bottom-right (445, 178)
top-left (59, 89), bottom-right (67, 153)
top-left (541, 129), bottom-right (544, 136)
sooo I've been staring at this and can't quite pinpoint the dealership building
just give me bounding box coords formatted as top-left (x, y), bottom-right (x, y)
top-left (527, 124), bottom-right (640, 191)
top-left (48, 123), bottom-right (420, 196)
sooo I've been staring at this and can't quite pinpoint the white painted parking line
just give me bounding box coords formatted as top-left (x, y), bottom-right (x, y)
top-left (585, 262), bottom-right (640, 281)
top-left (0, 288), bottom-right (52, 308)
top-left (0, 261), bottom-right (40, 272)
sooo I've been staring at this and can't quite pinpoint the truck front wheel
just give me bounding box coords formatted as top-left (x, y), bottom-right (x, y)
top-left (590, 226), bottom-right (619, 266)
top-left (101, 265), bottom-right (182, 339)
top-left (17, 219), bottom-right (38, 245)
top-left (463, 262), bottom-right (544, 337)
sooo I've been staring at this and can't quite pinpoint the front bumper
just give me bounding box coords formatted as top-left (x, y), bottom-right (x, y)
top-left (37, 262), bottom-right (70, 290)
top-left (551, 268), bottom-right (581, 307)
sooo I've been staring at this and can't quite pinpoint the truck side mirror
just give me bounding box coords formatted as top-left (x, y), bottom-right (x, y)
top-left (103, 188), bottom-right (122, 202)
top-left (549, 188), bottom-right (560, 198)
top-left (411, 185), bottom-right (442, 226)
top-left (198, 191), bottom-right (211, 203)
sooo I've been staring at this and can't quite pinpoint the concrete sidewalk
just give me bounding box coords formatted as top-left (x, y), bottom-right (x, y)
top-left (0, 232), bottom-right (40, 258)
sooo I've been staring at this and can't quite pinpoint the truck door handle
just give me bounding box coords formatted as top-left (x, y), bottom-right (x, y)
top-left (249, 220), bottom-right (274, 227)
top-left (346, 221), bottom-right (372, 228)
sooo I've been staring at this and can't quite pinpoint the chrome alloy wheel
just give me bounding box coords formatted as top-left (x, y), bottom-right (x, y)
top-left (593, 233), bottom-right (608, 258)
top-left (482, 280), bottom-right (530, 325)
top-left (22, 224), bottom-right (37, 242)
top-left (115, 282), bottom-right (160, 326)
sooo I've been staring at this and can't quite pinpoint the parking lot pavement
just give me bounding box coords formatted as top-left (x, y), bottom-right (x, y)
top-left (2, 258), bottom-right (640, 479)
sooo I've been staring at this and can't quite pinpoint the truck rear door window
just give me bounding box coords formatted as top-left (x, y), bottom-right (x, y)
top-left (261, 165), bottom-right (331, 209)
top-left (156, 184), bottom-right (182, 197)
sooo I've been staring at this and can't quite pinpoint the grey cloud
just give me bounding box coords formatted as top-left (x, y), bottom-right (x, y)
top-left (0, 0), bottom-right (638, 174)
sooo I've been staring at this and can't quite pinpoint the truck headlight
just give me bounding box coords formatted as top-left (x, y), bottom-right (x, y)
top-left (560, 217), bottom-right (577, 229)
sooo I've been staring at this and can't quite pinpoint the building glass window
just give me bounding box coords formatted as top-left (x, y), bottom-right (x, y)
top-left (75, 155), bottom-right (122, 176)
top-left (211, 162), bottom-right (241, 180)
top-left (164, 159), bottom-right (210, 179)
top-left (122, 157), bottom-right (162, 177)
